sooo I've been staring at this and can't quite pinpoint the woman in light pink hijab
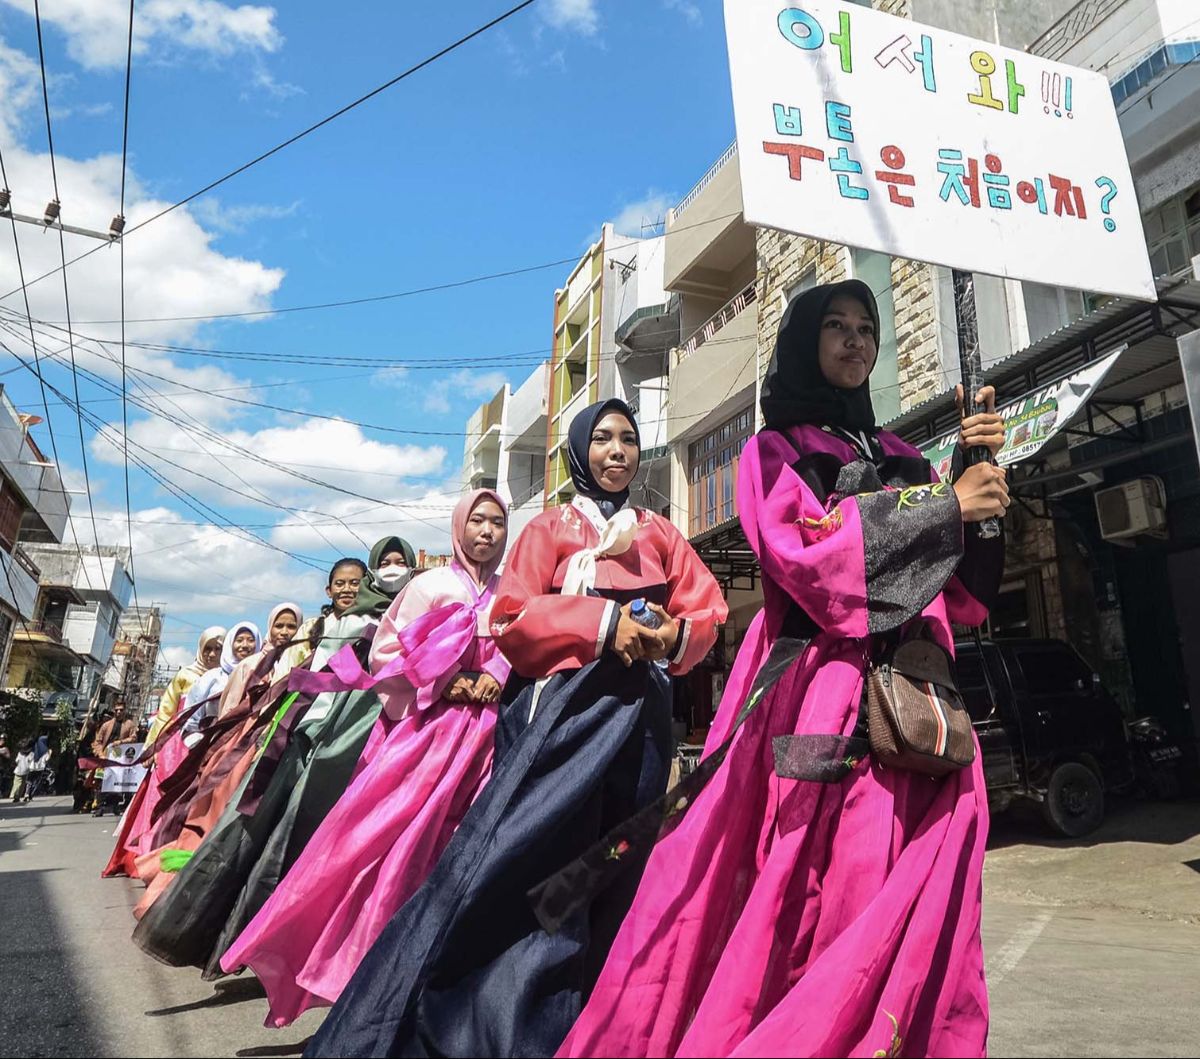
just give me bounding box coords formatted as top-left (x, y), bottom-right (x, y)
top-left (221, 489), bottom-right (513, 1027)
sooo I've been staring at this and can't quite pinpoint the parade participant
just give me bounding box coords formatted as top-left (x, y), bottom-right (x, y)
top-left (306, 400), bottom-right (727, 1058)
top-left (133, 609), bottom-right (301, 917)
top-left (133, 538), bottom-right (419, 977)
top-left (303, 558), bottom-right (369, 651)
top-left (560, 280), bottom-right (1008, 1058)
top-left (131, 621), bottom-right (260, 878)
top-left (104, 627), bottom-right (225, 878)
top-left (222, 495), bottom-right (510, 1027)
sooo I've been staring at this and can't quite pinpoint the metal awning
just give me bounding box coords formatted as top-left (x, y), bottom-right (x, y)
top-left (689, 516), bottom-right (759, 591)
top-left (886, 275), bottom-right (1200, 447)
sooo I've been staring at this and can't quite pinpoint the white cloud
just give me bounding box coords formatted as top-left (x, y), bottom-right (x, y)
top-left (0, 0), bottom-right (281, 70)
top-left (249, 62), bottom-right (303, 99)
top-left (611, 190), bottom-right (674, 238)
top-left (663, 0), bottom-right (702, 27)
top-left (190, 196), bottom-right (302, 234)
top-left (52, 100), bottom-right (116, 121)
top-left (423, 369), bottom-right (508, 416)
top-left (160, 643), bottom-right (195, 669)
top-left (543, 0), bottom-right (599, 36)
top-left (89, 417), bottom-right (449, 510)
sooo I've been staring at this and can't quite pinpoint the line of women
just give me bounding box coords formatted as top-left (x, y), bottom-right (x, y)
top-left (111, 279), bottom-right (1009, 1058)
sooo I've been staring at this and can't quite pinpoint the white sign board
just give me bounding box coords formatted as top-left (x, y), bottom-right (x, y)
top-left (725, 0), bottom-right (1156, 300)
top-left (100, 741), bottom-right (147, 794)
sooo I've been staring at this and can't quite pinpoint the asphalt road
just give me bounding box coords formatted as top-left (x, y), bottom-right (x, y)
top-left (1, 794), bottom-right (1198, 1058)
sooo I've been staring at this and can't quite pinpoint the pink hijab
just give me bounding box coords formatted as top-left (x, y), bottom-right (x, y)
top-left (451, 488), bottom-right (508, 586)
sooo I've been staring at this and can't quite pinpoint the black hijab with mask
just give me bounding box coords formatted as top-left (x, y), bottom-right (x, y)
top-left (567, 398), bottom-right (641, 519)
top-left (761, 279), bottom-right (880, 435)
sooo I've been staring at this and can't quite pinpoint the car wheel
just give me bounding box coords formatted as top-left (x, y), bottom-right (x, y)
top-left (1042, 761), bottom-right (1104, 838)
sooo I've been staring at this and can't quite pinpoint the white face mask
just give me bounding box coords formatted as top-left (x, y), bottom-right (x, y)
top-left (374, 565), bottom-right (410, 591)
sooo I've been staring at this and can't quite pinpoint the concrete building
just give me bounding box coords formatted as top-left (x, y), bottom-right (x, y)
top-left (0, 389), bottom-right (71, 683)
top-left (672, 0), bottom-right (1200, 751)
top-left (105, 606), bottom-right (164, 722)
top-left (10, 544), bottom-right (134, 713)
top-left (461, 362), bottom-right (550, 542)
top-left (544, 224), bottom-right (673, 508)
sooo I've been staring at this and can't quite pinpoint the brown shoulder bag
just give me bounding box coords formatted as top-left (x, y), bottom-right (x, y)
top-left (866, 631), bottom-right (976, 777)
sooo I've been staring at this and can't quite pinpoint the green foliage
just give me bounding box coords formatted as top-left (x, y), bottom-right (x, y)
top-left (0, 692), bottom-right (41, 750)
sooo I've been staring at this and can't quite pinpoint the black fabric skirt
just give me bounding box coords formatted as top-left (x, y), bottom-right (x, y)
top-left (305, 654), bottom-right (672, 1058)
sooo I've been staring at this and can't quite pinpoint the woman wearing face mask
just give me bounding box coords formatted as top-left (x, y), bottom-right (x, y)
top-left (222, 494), bottom-right (510, 1027)
top-left (135, 540), bottom-right (420, 977)
top-left (103, 626), bottom-right (225, 879)
top-left (561, 281), bottom-right (1007, 1059)
top-left (306, 401), bottom-right (727, 1059)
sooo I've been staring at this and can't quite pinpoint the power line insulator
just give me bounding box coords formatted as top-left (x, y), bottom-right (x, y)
top-left (0, 188), bottom-right (10, 212)
top-left (43, 198), bottom-right (61, 226)
top-left (109, 214), bottom-right (126, 240)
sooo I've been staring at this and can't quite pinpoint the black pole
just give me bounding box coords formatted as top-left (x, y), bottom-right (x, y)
top-left (951, 269), bottom-right (1001, 539)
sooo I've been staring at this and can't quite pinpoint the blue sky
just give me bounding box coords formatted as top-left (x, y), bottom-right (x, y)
top-left (0, 0), bottom-right (737, 665)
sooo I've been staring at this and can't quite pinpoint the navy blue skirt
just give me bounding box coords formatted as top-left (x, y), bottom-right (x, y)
top-left (305, 654), bottom-right (672, 1058)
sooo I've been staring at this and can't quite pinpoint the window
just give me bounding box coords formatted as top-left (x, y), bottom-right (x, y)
top-left (782, 267), bottom-right (816, 310)
top-left (0, 480), bottom-right (22, 552)
top-left (1016, 648), bottom-right (1093, 697)
top-left (849, 248), bottom-right (899, 423)
top-left (955, 648), bottom-right (997, 722)
top-left (1023, 282), bottom-right (1087, 345)
top-left (1144, 185), bottom-right (1200, 277)
top-left (687, 407), bottom-right (754, 536)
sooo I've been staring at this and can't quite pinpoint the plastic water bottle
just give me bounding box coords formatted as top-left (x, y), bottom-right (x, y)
top-left (630, 598), bottom-right (662, 631)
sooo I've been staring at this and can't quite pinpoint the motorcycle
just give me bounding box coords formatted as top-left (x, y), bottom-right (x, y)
top-left (1127, 715), bottom-right (1183, 800)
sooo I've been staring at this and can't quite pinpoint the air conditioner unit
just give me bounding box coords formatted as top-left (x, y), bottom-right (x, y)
top-left (1095, 476), bottom-right (1167, 542)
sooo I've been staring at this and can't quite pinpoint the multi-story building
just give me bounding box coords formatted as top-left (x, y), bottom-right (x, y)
top-left (544, 224), bottom-right (673, 508)
top-left (673, 0), bottom-right (1200, 748)
top-left (105, 605), bottom-right (164, 722)
top-left (461, 362), bottom-right (550, 542)
top-left (10, 544), bottom-right (134, 713)
top-left (0, 389), bottom-right (71, 683)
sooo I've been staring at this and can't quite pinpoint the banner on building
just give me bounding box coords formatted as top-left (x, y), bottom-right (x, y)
top-left (919, 346), bottom-right (1125, 479)
top-left (724, 1), bottom-right (1155, 300)
top-left (100, 742), bottom-right (147, 794)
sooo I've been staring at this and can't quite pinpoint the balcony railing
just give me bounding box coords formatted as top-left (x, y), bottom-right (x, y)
top-left (1028, 0), bottom-right (1125, 61)
top-left (20, 619), bottom-right (65, 642)
top-left (678, 282), bottom-right (758, 361)
top-left (672, 142), bottom-right (738, 221)
top-left (510, 480), bottom-right (546, 509)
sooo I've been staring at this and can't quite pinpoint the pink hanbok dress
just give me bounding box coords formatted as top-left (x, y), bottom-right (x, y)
top-left (220, 562), bottom-right (510, 1027)
top-left (560, 424), bottom-right (1002, 1059)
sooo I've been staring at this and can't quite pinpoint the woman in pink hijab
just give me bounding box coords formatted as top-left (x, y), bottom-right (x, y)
top-left (220, 489), bottom-right (511, 1028)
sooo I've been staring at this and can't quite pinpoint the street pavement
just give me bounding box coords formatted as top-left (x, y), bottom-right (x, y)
top-left (1, 794), bottom-right (1197, 1058)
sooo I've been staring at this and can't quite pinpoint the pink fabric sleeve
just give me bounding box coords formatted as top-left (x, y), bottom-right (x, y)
top-left (368, 576), bottom-right (444, 720)
top-left (740, 431), bottom-right (966, 638)
top-left (655, 515), bottom-right (729, 675)
top-left (490, 513), bottom-right (618, 679)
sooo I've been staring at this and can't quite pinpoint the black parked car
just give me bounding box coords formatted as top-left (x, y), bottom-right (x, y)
top-left (954, 637), bottom-right (1136, 838)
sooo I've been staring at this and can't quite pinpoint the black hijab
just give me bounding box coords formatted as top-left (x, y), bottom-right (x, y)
top-left (567, 398), bottom-right (641, 518)
top-left (760, 279), bottom-right (880, 434)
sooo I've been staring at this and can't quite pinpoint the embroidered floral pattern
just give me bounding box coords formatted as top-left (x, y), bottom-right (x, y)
top-left (605, 839), bottom-right (631, 861)
top-left (800, 507), bottom-right (845, 542)
top-left (872, 1010), bottom-right (903, 1057)
top-left (895, 481), bottom-right (949, 511)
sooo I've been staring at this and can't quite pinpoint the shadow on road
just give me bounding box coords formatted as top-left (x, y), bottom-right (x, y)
top-left (0, 867), bottom-right (106, 1058)
top-left (235, 1037), bottom-right (313, 1057)
top-left (988, 794), bottom-right (1200, 850)
top-left (145, 974), bottom-right (267, 1016)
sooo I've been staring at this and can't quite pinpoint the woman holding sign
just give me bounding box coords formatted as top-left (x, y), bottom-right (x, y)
top-left (561, 280), bottom-right (1008, 1058)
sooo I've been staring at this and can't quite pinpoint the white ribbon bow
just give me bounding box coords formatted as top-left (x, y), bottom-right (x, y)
top-left (561, 496), bottom-right (641, 597)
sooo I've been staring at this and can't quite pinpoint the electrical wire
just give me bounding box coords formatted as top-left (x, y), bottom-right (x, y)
top-left (0, 0), bottom-right (541, 307)
top-left (33, 0), bottom-right (108, 599)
